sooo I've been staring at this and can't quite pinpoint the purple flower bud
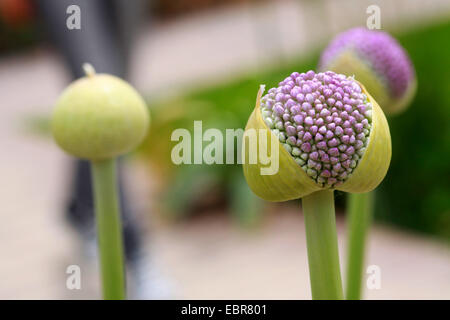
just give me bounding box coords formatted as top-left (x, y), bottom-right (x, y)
top-left (303, 132), bottom-right (313, 141)
top-left (274, 104), bottom-right (284, 116)
top-left (346, 146), bottom-right (355, 155)
top-left (293, 114), bottom-right (303, 124)
top-left (355, 123), bottom-right (364, 133)
top-left (320, 153), bottom-right (330, 163)
top-left (325, 130), bottom-right (334, 140)
top-left (355, 140), bottom-right (364, 149)
top-left (320, 109), bottom-right (331, 118)
top-left (304, 116), bottom-right (314, 126)
top-left (319, 27), bottom-right (416, 114)
top-left (321, 170), bottom-right (331, 178)
top-left (344, 128), bottom-right (354, 136)
top-left (328, 138), bottom-right (339, 147)
top-left (338, 144), bottom-right (347, 152)
top-left (341, 135), bottom-right (350, 144)
top-left (275, 93), bottom-right (284, 102)
top-left (315, 133), bottom-right (324, 141)
top-left (333, 163), bottom-right (342, 172)
top-left (349, 135), bottom-right (356, 144)
top-left (317, 141), bottom-right (327, 150)
top-left (287, 136), bottom-right (297, 146)
top-left (286, 125), bottom-right (297, 136)
top-left (310, 151), bottom-right (319, 161)
top-left (328, 147), bottom-right (339, 157)
top-left (301, 143), bottom-right (311, 153)
top-left (327, 123), bottom-right (336, 131)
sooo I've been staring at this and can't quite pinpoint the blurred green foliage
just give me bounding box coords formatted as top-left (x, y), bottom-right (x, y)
top-left (140, 51), bottom-right (319, 224)
top-left (375, 22), bottom-right (450, 241)
top-left (143, 21), bottom-right (450, 238)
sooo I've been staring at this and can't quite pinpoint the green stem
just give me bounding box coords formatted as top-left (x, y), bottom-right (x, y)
top-left (302, 190), bottom-right (343, 300)
top-left (91, 158), bottom-right (126, 300)
top-left (345, 191), bottom-right (374, 300)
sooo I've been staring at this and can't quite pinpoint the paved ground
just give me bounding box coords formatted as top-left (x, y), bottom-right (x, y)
top-left (0, 0), bottom-right (449, 299)
top-left (152, 208), bottom-right (450, 299)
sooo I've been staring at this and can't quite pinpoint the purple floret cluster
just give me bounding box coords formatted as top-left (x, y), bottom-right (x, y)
top-left (260, 70), bottom-right (373, 188)
top-left (318, 27), bottom-right (415, 99)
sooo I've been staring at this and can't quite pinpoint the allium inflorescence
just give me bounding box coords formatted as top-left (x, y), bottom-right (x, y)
top-left (260, 70), bottom-right (372, 188)
top-left (318, 27), bottom-right (414, 99)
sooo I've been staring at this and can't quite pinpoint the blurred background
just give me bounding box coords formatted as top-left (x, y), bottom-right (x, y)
top-left (0, 0), bottom-right (449, 299)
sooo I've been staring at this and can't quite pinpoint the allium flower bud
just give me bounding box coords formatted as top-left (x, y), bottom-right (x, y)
top-left (52, 65), bottom-right (150, 160)
top-left (318, 28), bottom-right (416, 115)
top-left (243, 71), bottom-right (391, 201)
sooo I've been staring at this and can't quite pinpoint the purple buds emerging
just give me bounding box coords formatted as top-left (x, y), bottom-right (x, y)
top-left (318, 27), bottom-right (416, 114)
top-left (260, 71), bottom-right (372, 188)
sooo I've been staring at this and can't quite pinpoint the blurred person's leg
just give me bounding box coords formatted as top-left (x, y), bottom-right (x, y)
top-left (35, 0), bottom-right (165, 298)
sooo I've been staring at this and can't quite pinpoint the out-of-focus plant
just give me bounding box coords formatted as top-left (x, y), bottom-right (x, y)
top-left (319, 27), bottom-right (416, 300)
top-left (377, 22), bottom-right (450, 240)
top-left (318, 27), bottom-right (416, 115)
top-left (139, 82), bottom-right (264, 226)
top-left (52, 64), bottom-right (150, 299)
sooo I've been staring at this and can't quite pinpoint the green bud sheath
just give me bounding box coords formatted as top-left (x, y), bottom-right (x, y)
top-left (242, 82), bottom-right (391, 201)
top-left (337, 83), bottom-right (391, 194)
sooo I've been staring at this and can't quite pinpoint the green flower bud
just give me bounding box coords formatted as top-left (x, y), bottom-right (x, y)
top-left (242, 71), bottom-right (391, 201)
top-left (52, 64), bottom-right (150, 160)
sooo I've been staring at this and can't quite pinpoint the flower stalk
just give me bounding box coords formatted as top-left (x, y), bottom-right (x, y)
top-left (345, 191), bottom-right (374, 300)
top-left (91, 158), bottom-right (126, 300)
top-left (303, 190), bottom-right (343, 300)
